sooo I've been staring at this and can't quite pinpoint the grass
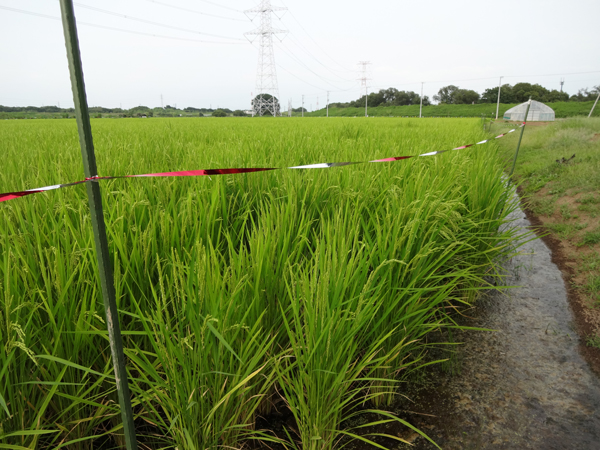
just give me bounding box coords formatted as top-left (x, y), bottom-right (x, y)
top-left (0, 117), bottom-right (520, 449)
top-left (587, 334), bottom-right (600, 350)
top-left (496, 117), bottom-right (600, 355)
top-left (580, 228), bottom-right (600, 247)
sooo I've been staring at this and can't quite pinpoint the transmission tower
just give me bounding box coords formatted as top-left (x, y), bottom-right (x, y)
top-left (560, 77), bottom-right (565, 92)
top-left (245, 1), bottom-right (287, 117)
top-left (358, 61), bottom-right (371, 117)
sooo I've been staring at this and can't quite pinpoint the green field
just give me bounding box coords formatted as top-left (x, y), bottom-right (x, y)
top-left (308, 101), bottom-right (599, 119)
top-left (0, 118), bottom-right (521, 449)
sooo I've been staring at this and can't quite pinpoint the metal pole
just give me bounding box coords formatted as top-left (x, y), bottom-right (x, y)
top-left (508, 98), bottom-right (532, 178)
top-left (420, 82), bottom-right (423, 118)
top-left (326, 91), bottom-right (329, 118)
top-left (589, 91), bottom-right (600, 118)
top-left (365, 85), bottom-right (368, 117)
top-left (58, 2), bottom-right (138, 449)
top-left (302, 94), bottom-right (304, 117)
top-left (495, 76), bottom-right (503, 120)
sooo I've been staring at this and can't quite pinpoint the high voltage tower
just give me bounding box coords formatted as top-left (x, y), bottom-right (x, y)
top-left (245, 0), bottom-right (287, 117)
top-left (358, 61), bottom-right (371, 117)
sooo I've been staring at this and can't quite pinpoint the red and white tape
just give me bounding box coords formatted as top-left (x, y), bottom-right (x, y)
top-left (0, 124), bottom-right (523, 203)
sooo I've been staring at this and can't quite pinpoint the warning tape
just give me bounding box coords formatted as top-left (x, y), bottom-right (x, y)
top-left (0, 124), bottom-right (523, 203)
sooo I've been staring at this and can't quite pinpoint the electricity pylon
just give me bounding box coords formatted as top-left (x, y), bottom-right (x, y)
top-left (245, 0), bottom-right (287, 117)
top-left (358, 61), bottom-right (371, 117)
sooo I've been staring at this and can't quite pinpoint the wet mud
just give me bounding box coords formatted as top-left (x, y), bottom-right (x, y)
top-left (396, 203), bottom-right (600, 449)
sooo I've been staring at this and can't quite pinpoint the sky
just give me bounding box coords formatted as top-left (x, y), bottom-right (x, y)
top-left (1, 0), bottom-right (599, 111)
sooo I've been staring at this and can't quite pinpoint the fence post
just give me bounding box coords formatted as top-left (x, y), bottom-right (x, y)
top-left (508, 98), bottom-right (532, 179)
top-left (58, 1), bottom-right (138, 448)
top-left (589, 91), bottom-right (600, 118)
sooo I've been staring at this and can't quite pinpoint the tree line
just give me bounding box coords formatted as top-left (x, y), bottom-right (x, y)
top-left (0, 105), bottom-right (250, 117)
top-left (330, 88), bottom-right (431, 109)
top-left (332, 83), bottom-right (600, 108)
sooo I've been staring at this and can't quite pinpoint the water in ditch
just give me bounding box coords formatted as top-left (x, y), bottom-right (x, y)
top-left (382, 203), bottom-right (600, 449)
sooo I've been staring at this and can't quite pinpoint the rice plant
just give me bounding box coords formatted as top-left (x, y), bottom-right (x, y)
top-left (0, 117), bottom-right (521, 449)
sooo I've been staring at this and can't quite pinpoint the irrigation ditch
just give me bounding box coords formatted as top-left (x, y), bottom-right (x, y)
top-left (359, 197), bottom-right (600, 449)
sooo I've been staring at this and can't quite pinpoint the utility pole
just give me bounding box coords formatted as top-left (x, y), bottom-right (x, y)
top-left (245, 0), bottom-right (287, 117)
top-left (302, 94), bottom-right (304, 117)
top-left (327, 91), bottom-right (329, 118)
top-left (317, 96), bottom-right (319, 112)
top-left (496, 76), bottom-right (503, 120)
top-left (288, 98), bottom-right (292, 117)
top-left (589, 90), bottom-right (600, 118)
top-left (58, 1), bottom-right (138, 448)
top-left (160, 94), bottom-right (163, 108)
top-left (358, 61), bottom-right (371, 118)
top-left (420, 82), bottom-right (424, 118)
top-left (560, 78), bottom-right (565, 92)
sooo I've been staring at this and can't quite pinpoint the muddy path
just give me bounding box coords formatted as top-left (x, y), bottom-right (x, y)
top-left (391, 202), bottom-right (600, 449)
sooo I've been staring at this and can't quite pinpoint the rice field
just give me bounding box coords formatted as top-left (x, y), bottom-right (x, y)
top-left (0, 117), bottom-right (520, 449)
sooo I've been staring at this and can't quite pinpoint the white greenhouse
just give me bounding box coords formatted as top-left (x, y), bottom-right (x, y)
top-left (503, 100), bottom-right (555, 121)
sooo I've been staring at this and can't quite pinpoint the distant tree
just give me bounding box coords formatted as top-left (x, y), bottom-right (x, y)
top-left (481, 84), bottom-right (515, 103)
top-left (570, 86), bottom-right (599, 102)
top-left (212, 109), bottom-right (227, 117)
top-left (232, 110), bottom-right (246, 116)
top-left (453, 89), bottom-right (480, 104)
top-left (433, 85), bottom-right (460, 104)
top-left (198, 112), bottom-right (204, 117)
top-left (382, 88), bottom-right (422, 106)
top-left (38, 106), bottom-right (62, 113)
top-left (367, 90), bottom-right (386, 107)
top-left (252, 93), bottom-right (281, 116)
top-left (546, 89), bottom-right (569, 102)
top-left (292, 107), bottom-right (307, 113)
top-left (327, 102), bottom-right (349, 108)
top-left (511, 83), bottom-right (553, 103)
top-left (184, 107), bottom-right (201, 112)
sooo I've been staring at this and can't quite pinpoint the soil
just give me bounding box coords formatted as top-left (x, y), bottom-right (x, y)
top-left (518, 186), bottom-right (600, 376)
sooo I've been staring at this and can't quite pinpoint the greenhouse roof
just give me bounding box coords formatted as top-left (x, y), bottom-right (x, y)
top-left (505, 100), bottom-right (554, 114)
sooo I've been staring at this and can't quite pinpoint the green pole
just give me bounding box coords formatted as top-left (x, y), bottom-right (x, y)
top-left (508, 98), bottom-right (532, 179)
top-left (58, 1), bottom-right (138, 448)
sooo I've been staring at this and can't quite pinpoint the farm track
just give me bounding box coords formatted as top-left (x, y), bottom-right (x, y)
top-left (397, 199), bottom-right (600, 449)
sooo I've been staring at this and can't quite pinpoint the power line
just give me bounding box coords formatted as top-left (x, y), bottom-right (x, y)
top-left (276, 63), bottom-right (328, 91)
top-left (282, 31), bottom-right (357, 81)
top-left (0, 5), bottom-right (247, 45)
top-left (506, 70), bottom-right (600, 78)
top-left (195, 0), bottom-right (243, 13)
top-left (74, 2), bottom-right (245, 41)
top-left (247, 39), bottom-right (333, 93)
top-left (276, 41), bottom-right (353, 90)
top-left (142, 0), bottom-right (247, 22)
top-left (274, 16), bottom-right (352, 76)
top-left (277, 0), bottom-right (354, 73)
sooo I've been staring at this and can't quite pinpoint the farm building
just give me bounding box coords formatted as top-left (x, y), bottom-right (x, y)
top-left (503, 100), bottom-right (555, 121)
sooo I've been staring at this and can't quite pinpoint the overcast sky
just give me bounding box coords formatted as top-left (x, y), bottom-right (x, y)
top-left (1, 0), bottom-right (599, 111)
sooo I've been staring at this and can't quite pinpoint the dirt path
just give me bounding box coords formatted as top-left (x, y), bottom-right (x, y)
top-left (399, 201), bottom-right (600, 449)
